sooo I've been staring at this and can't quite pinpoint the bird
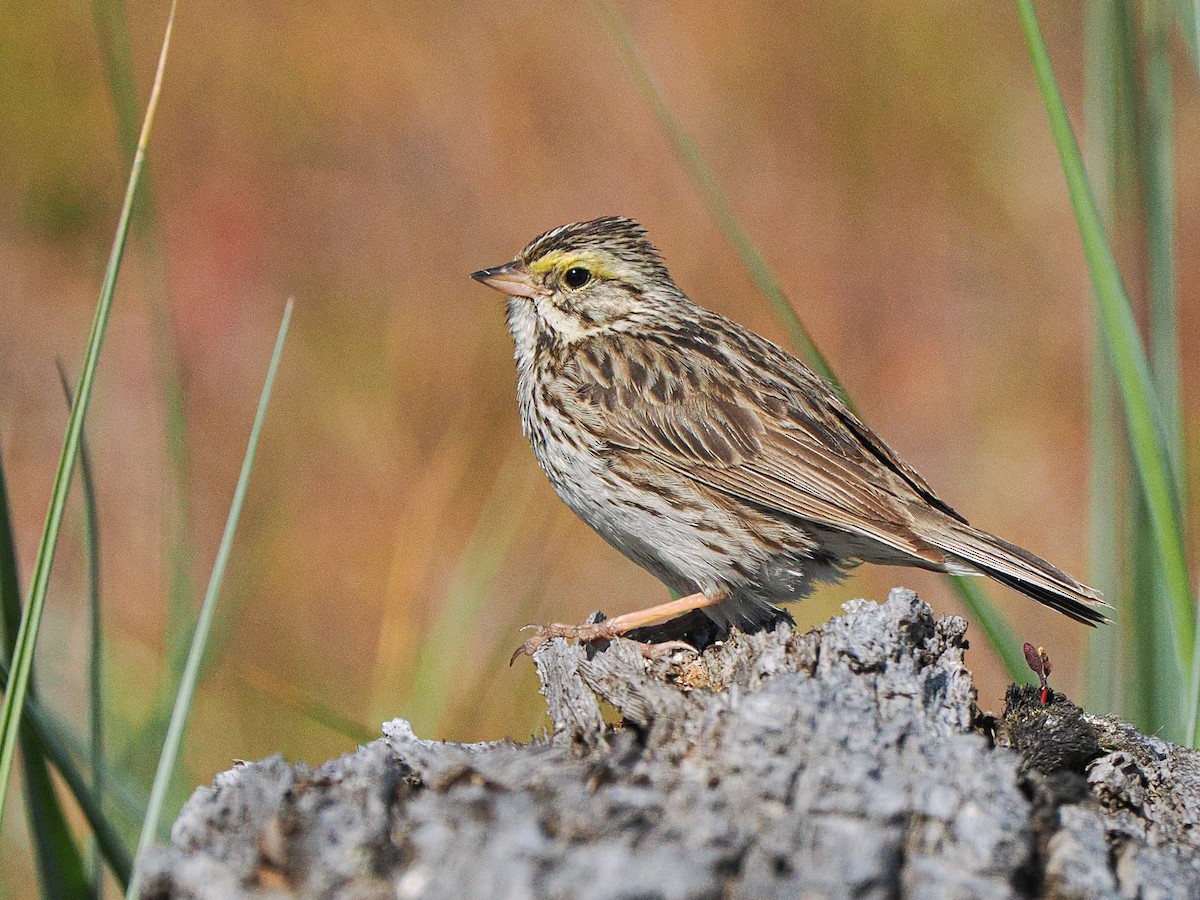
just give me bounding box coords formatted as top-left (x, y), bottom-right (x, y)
top-left (471, 216), bottom-right (1107, 657)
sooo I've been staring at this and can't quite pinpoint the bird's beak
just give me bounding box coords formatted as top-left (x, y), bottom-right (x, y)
top-left (470, 260), bottom-right (536, 298)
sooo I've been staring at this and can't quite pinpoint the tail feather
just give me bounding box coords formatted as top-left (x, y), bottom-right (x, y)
top-left (930, 522), bottom-right (1109, 626)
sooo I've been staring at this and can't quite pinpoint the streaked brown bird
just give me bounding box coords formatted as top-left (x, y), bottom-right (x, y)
top-left (472, 216), bottom-right (1107, 655)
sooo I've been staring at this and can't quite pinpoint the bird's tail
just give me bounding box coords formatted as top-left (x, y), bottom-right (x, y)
top-left (925, 520), bottom-right (1109, 626)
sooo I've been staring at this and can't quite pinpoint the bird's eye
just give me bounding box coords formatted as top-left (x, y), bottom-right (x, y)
top-left (563, 267), bottom-right (591, 289)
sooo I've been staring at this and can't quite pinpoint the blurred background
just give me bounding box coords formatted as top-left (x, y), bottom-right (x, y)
top-left (1, 0), bottom-right (1198, 889)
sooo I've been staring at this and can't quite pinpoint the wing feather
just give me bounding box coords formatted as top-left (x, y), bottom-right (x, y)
top-left (565, 328), bottom-right (953, 565)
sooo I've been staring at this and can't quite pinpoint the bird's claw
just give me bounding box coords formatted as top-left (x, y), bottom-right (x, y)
top-left (509, 621), bottom-right (615, 664)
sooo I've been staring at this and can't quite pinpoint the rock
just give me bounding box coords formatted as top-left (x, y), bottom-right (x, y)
top-left (136, 589), bottom-right (1200, 899)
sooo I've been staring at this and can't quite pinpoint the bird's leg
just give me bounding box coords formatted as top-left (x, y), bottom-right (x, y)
top-left (511, 591), bottom-right (724, 662)
top-left (602, 591), bottom-right (726, 632)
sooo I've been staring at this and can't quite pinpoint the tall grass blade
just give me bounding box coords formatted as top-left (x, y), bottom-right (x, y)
top-left (92, 0), bottom-right (197, 777)
top-left (17, 732), bottom-right (91, 898)
top-left (442, 507), bottom-right (577, 735)
top-left (587, 0), bottom-right (843, 402)
top-left (1141, 0), bottom-right (1199, 740)
top-left (3, 446), bottom-right (127, 890)
top-left (128, 299), bottom-right (293, 898)
top-left (1134, 1), bottom-right (1187, 734)
top-left (0, 449), bottom-right (90, 896)
top-left (1171, 0), bottom-right (1200, 74)
top-left (1085, 364), bottom-right (1123, 712)
top-left (1141, 2), bottom-right (1185, 516)
top-left (40, 701), bottom-right (148, 837)
top-left (92, 0), bottom-right (141, 173)
top-left (0, 0), bottom-right (176, 830)
top-left (17, 739), bottom-right (91, 897)
top-left (57, 361), bottom-right (107, 896)
top-left (590, 0), bottom-right (1028, 683)
top-left (1015, 0), bottom-right (1196, 743)
top-left (232, 661), bottom-right (375, 746)
top-left (1082, 0), bottom-right (1126, 719)
top-left (2, 447), bottom-right (131, 888)
top-left (404, 444), bottom-right (538, 736)
top-left (370, 416), bottom-right (474, 705)
top-left (948, 576), bottom-right (1031, 683)
top-left (0, 659), bottom-right (132, 888)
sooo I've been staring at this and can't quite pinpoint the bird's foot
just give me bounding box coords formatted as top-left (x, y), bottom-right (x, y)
top-left (509, 617), bottom-right (695, 664)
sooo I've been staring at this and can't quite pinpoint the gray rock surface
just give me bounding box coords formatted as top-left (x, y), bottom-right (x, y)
top-left (138, 589), bottom-right (1200, 899)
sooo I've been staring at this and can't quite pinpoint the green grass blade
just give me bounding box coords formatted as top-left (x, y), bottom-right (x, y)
top-left (0, 1), bottom-right (175, 831)
top-left (1082, 0), bottom-right (1127, 718)
top-left (404, 444), bottom-right (538, 736)
top-left (591, 0), bottom-right (1028, 683)
top-left (92, 0), bottom-right (197, 781)
top-left (232, 662), bottom-right (376, 746)
top-left (1135, 1), bottom-right (1187, 734)
top-left (3, 438), bottom-right (132, 888)
top-left (128, 299), bottom-right (293, 898)
top-left (1139, 1), bottom-right (1197, 738)
top-left (0, 449), bottom-right (90, 896)
top-left (38, 695), bottom-right (149, 839)
top-left (949, 576), bottom-right (1031, 683)
top-left (1170, 0), bottom-right (1200, 74)
top-left (17, 733), bottom-right (91, 898)
top-left (92, 0), bottom-right (141, 172)
top-left (0, 658), bottom-right (132, 888)
top-left (587, 0), bottom-right (844, 404)
top-left (1133, 502), bottom-right (1177, 731)
top-left (56, 361), bottom-right (107, 896)
top-left (1194, 0), bottom-right (1200, 75)
top-left (1085, 346), bottom-right (1125, 712)
top-left (0, 456), bottom-right (20, 675)
top-left (1141, 2), bottom-right (1185, 515)
top-left (1015, 0), bottom-right (1196, 742)
top-left (0, 4), bottom-right (176, 833)
top-left (1085, 364), bottom-right (1129, 714)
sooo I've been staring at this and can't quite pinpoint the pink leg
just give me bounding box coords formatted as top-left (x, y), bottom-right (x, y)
top-left (511, 591), bottom-right (724, 662)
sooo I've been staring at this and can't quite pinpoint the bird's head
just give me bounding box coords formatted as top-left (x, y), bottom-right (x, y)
top-left (471, 217), bottom-right (680, 346)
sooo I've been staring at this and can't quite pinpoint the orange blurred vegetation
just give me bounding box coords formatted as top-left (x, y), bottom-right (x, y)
top-left (1, 2), bottom-right (1199, 880)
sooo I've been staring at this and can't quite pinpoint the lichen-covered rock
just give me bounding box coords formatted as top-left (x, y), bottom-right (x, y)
top-left (137, 589), bottom-right (1200, 899)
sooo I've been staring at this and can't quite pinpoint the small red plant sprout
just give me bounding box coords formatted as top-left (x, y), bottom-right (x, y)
top-left (1023, 642), bottom-right (1053, 704)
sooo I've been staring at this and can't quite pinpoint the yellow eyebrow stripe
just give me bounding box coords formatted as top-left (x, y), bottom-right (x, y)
top-left (528, 249), bottom-right (620, 280)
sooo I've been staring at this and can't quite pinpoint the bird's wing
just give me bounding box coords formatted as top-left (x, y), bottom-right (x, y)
top-left (564, 329), bottom-right (956, 566)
